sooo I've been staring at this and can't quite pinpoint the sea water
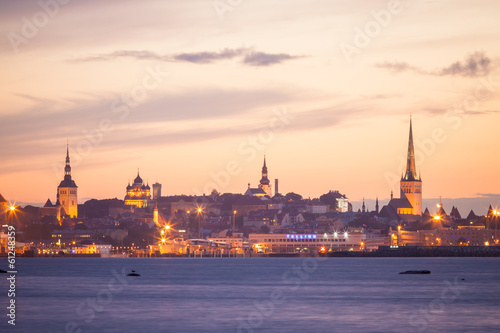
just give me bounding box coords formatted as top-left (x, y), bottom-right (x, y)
top-left (1, 257), bottom-right (499, 333)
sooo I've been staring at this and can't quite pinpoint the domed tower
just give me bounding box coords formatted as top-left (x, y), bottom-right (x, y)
top-left (124, 170), bottom-right (151, 208)
top-left (57, 144), bottom-right (78, 218)
top-left (258, 156), bottom-right (272, 197)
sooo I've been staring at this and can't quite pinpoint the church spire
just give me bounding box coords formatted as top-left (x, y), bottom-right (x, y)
top-left (403, 116), bottom-right (418, 181)
top-left (260, 155), bottom-right (269, 185)
top-left (64, 142), bottom-right (72, 180)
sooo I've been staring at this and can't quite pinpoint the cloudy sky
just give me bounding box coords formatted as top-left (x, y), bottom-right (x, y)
top-left (1, 0), bottom-right (499, 214)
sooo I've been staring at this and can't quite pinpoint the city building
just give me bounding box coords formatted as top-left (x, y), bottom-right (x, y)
top-left (39, 198), bottom-right (62, 222)
top-left (245, 156), bottom-right (272, 197)
top-left (0, 193), bottom-right (7, 222)
top-left (152, 182), bottom-right (162, 200)
top-left (380, 117), bottom-right (423, 222)
top-left (249, 232), bottom-right (364, 254)
top-left (124, 170), bottom-right (151, 208)
top-left (57, 145), bottom-right (78, 218)
top-left (389, 226), bottom-right (498, 247)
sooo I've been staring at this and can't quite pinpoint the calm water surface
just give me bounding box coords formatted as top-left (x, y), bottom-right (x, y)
top-left (1, 257), bottom-right (499, 332)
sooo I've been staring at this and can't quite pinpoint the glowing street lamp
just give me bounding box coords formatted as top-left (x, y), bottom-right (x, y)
top-left (232, 210), bottom-right (237, 238)
top-left (433, 215), bottom-right (441, 221)
top-left (197, 207), bottom-right (204, 239)
top-left (165, 225), bottom-right (171, 230)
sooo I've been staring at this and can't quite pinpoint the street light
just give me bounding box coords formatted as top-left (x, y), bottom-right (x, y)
top-left (197, 208), bottom-right (203, 239)
top-left (233, 210), bottom-right (237, 238)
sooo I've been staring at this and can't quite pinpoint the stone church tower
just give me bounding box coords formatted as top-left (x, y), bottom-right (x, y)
top-left (400, 117), bottom-right (422, 216)
top-left (57, 144), bottom-right (78, 218)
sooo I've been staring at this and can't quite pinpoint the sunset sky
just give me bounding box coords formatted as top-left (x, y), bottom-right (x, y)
top-left (1, 0), bottom-right (499, 214)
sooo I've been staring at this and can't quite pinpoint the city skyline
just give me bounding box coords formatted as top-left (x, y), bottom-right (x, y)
top-left (1, 1), bottom-right (500, 213)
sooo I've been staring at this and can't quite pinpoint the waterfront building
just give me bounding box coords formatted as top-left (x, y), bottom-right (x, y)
top-left (389, 226), bottom-right (498, 247)
top-left (248, 232), bottom-right (364, 254)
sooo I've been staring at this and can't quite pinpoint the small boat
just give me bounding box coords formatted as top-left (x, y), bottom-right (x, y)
top-left (399, 270), bottom-right (431, 274)
top-left (127, 270), bottom-right (140, 276)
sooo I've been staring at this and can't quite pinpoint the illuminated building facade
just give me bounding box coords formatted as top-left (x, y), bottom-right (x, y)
top-left (57, 145), bottom-right (78, 218)
top-left (249, 232), bottom-right (364, 254)
top-left (124, 171), bottom-right (151, 208)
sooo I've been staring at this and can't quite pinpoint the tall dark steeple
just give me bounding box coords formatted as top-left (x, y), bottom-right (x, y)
top-left (59, 144), bottom-right (77, 188)
top-left (64, 143), bottom-right (72, 180)
top-left (399, 116), bottom-right (422, 217)
top-left (375, 197), bottom-right (379, 214)
top-left (402, 116), bottom-right (420, 181)
top-left (260, 156), bottom-right (270, 185)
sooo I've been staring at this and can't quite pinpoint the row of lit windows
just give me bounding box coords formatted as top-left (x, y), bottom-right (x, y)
top-left (60, 190), bottom-right (77, 195)
top-left (264, 239), bottom-right (348, 243)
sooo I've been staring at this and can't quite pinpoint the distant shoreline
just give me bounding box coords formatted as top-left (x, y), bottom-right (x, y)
top-left (5, 246), bottom-right (500, 259)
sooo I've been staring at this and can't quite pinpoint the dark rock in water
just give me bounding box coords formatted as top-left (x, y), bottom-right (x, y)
top-left (0, 269), bottom-right (7, 274)
top-left (399, 270), bottom-right (431, 274)
top-left (127, 270), bottom-right (140, 276)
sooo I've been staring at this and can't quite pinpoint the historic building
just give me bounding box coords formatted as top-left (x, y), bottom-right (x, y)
top-left (245, 156), bottom-right (273, 198)
top-left (380, 117), bottom-right (423, 222)
top-left (0, 193), bottom-right (8, 222)
top-left (124, 170), bottom-right (151, 208)
top-left (57, 145), bottom-right (78, 218)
